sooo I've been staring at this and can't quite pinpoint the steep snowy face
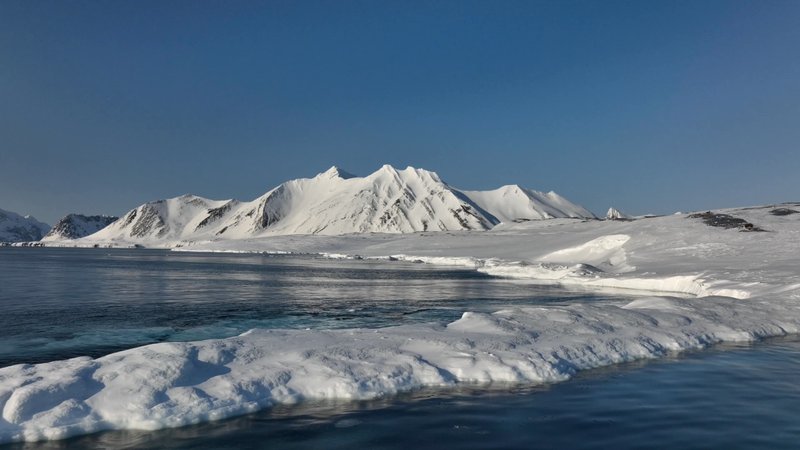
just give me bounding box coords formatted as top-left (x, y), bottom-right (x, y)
top-left (460, 185), bottom-right (596, 223)
top-left (0, 208), bottom-right (50, 242)
top-left (249, 165), bottom-right (497, 235)
top-left (89, 195), bottom-right (231, 242)
top-left (41, 214), bottom-right (119, 241)
top-left (79, 165), bottom-right (593, 244)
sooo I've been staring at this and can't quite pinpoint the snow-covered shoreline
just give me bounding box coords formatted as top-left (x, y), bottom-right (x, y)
top-left (2, 203), bottom-right (799, 443)
top-left (167, 204), bottom-right (799, 300)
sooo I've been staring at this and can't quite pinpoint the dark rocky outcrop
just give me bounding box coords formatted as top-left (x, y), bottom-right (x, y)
top-left (687, 211), bottom-right (765, 232)
top-left (770, 208), bottom-right (798, 216)
top-left (43, 214), bottom-right (118, 240)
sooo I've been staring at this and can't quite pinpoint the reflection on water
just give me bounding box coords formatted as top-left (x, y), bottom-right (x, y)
top-left (2, 249), bottom-right (800, 449)
top-left (0, 248), bottom-right (624, 367)
top-left (6, 337), bottom-right (800, 450)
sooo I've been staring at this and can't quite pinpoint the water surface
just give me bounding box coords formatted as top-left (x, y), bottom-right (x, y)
top-left (0, 247), bottom-right (620, 366)
top-left (2, 248), bottom-right (799, 449)
top-left (5, 337), bottom-right (799, 449)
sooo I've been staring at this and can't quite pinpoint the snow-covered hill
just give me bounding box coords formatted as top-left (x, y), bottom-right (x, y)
top-left (79, 165), bottom-right (594, 246)
top-left (463, 185), bottom-right (595, 222)
top-left (41, 214), bottom-right (119, 241)
top-left (0, 208), bottom-right (50, 243)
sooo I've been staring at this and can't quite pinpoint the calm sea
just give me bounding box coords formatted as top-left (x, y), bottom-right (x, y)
top-left (1, 248), bottom-right (798, 449)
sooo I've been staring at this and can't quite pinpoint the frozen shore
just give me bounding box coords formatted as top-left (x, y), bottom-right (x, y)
top-left (2, 204), bottom-right (799, 443)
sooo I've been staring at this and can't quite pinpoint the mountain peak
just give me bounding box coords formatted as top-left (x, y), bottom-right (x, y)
top-left (370, 165), bottom-right (443, 184)
top-left (318, 166), bottom-right (356, 179)
top-left (42, 214), bottom-right (119, 241)
top-left (0, 208), bottom-right (50, 243)
top-left (378, 164), bottom-right (398, 174)
top-left (606, 207), bottom-right (632, 220)
top-left (75, 165), bottom-right (594, 244)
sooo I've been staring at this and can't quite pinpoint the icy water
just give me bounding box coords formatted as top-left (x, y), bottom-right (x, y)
top-left (7, 337), bottom-right (800, 450)
top-left (0, 248), bottom-right (621, 367)
top-left (1, 248), bottom-right (799, 449)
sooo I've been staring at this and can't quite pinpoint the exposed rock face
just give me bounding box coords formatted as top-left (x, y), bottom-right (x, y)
top-left (41, 214), bottom-right (119, 241)
top-left (770, 208), bottom-right (798, 216)
top-left (605, 207), bottom-right (632, 221)
top-left (687, 211), bottom-right (765, 232)
top-left (84, 165), bottom-right (595, 244)
top-left (0, 209), bottom-right (50, 242)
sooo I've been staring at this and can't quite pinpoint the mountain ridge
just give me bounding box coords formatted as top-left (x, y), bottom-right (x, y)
top-left (0, 208), bottom-right (50, 243)
top-left (41, 214), bottom-right (119, 241)
top-left (57, 165), bottom-right (596, 245)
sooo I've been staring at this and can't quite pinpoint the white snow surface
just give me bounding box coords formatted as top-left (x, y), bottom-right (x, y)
top-left (55, 165), bottom-right (593, 246)
top-left (0, 208), bottom-right (49, 243)
top-left (462, 185), bottom-right (596, 222)
top-left (2, 202), bottom-right (800, 443)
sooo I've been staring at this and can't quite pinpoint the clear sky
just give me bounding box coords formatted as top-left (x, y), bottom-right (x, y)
top-left (1, 0), bottom-right (798, 223)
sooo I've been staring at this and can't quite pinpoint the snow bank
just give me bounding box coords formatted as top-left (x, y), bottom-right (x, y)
top-left (2, 295), bottom-right (799, 443)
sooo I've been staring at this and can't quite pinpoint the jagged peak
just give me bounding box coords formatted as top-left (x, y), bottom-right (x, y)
top-left (77, 164), bottom-right (595, 242)
top-left (370, 165), bottom-right (443, 183)
top-left (377, 164), bottom-right (399, 174)
top-left (140, 194), bottom-right (216, 205)
top-left (317, 166), bottom-right (356, 179)
top-left (61, 213), bottom-right (118, 220)
top-left (606, 207), bottom-right (631, 220)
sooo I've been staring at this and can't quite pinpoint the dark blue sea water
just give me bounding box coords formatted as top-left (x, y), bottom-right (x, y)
top-left (1, 248), bottom-right (799, 449)
top-left (0, 247), bottom-right (619, 367)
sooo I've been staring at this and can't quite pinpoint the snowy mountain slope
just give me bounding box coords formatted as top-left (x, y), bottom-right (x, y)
top-left (73, 165), bottom-right (594, 246)
top-left (244, 165), bottom-right (498, 235)
top-left (0, 208), bottom-right (50, 242)
top-left (88, 195), bottom-right (232, 242)
top-left (40, 214), bottom-right (119, 241)
top-left (461, 185), bottom-right (596, 222)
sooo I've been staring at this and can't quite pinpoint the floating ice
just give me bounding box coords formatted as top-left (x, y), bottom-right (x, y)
top-left (2, 295), bottom-right (800, 443)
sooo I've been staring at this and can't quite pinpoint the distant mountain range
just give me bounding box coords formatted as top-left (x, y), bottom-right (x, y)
top-left (0, 208), bottom-right (50, 243)
top-left (2, 165), bottom-right (597, 244)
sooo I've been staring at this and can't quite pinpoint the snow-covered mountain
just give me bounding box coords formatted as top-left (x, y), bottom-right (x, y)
top-left (605, 207), bottom-right (632, 220)
top-left (462, 185), bottom-right (595, 222)
top-left (0, 208), bottom-right (50, 243)
top-left (41, 214), bottom-right (119, 241)
top-left (82, 165), bottom-right (594, 245)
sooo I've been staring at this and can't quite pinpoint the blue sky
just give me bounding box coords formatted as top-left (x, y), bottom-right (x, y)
top-left (1, 0), bottom-right (798, 223)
